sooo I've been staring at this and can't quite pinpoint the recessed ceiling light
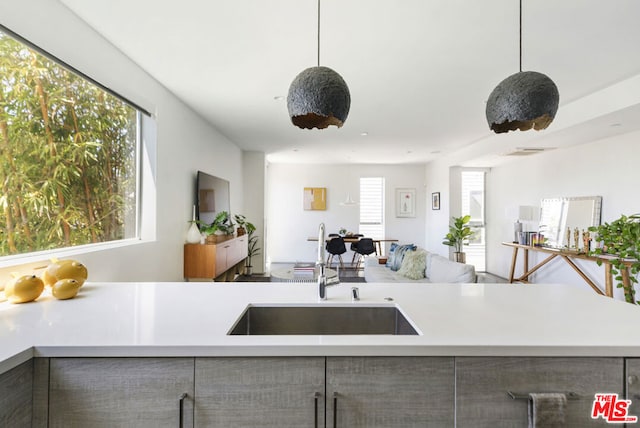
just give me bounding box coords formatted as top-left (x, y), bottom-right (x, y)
top-left (360, 132), bottom-right (368, 136)
top-left (273, 96), bottom-right (284, 101)
top-left (292, 148), bottom-right (299, 152)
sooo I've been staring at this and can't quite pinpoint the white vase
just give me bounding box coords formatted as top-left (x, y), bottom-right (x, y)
top-left (186, 205), bottom-right (201, 243)
top-left (186, 222), bottom-right (201, 244)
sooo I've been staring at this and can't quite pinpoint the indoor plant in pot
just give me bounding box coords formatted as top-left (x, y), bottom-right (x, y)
top-left (234, 214), bottom-right (251, 236)
top-left (199, 211), bottom-right (235, 243)
top-left (589, 213), bottom-right (640, 304)
top-left (244, 221), bottom-right (260, 276)
top-left (442, 215), bottom-right (474, 263)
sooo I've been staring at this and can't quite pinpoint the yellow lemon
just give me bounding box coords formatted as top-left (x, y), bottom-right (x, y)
top-left (5, 275), bottom-right (45, 304)
top-left (44, 260), bottom-right (88, 287)
top-left (52, 278), bottom-right (81, 300)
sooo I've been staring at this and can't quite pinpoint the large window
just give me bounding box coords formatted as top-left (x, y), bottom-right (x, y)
top-left (461, 170), bottom-right (486, 271)
top-left (0, 29), bottom-right (139, 257)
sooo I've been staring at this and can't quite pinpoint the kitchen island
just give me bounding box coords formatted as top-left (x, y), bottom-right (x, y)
top-left (2, 281), bottom-right (640, 427)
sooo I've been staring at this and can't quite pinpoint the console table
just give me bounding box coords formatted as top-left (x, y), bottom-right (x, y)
top-left (184, 235), bottom-right (248, 280)
top-left (502, 242), bottom-right (633, 298)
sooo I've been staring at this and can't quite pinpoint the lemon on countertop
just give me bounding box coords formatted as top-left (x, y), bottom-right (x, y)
top-left (5, 274), bottom-right (45, 304)
top-left (51, 278), bottom-right (82, 300)
top-left (43, 259), bottom-right (88, 287)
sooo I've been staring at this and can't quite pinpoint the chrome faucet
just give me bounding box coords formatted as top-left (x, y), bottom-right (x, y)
top-left (317, 222), bottom-right (338, 300)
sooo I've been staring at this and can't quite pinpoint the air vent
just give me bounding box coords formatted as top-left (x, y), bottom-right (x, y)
top-left (503, 147), bottom-right (555, 156)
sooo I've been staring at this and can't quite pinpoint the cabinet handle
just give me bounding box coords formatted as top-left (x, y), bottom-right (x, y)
top-left (333, 392), bottom-right (339, 428)
top-left (314, 392), bottom-right (320, 428)
top-left (179, 392), bottom-right (187, 428)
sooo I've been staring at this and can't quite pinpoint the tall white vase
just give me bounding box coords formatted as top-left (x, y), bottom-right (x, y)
top-left (186, 205), bottom-right (201, 243)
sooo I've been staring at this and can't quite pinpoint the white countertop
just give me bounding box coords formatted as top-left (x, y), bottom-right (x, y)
top-left (2, 281), bottom-right (640, 374)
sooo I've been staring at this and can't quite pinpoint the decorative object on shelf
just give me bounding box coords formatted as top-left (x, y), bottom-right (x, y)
top-left (186, 205), bottom-right (202, 244)
top-left (574, 227), bottom-right (580, 250)
top-left (513, 220), bottom-right (522, 243)
top-left (442, 215), bottom-right (474, 263)
top-left (396, 188), bottom-right (416, 218)
top-left (432, 192), bottom-right (441, 211)
top-left (582, 229), bottom-right (591, 252)
top-left (485, 0), bottom-right (559, 134)
top-left (589, 214), bottom-right (640, 304)
top-left (234, 214), bottom-right (252, 236)
top-left (199, 210), bottom-right (235, 243)
top-left (286, 0), bottom-right (350, 129)
top-left (303, 187), bottom-right (327, 210)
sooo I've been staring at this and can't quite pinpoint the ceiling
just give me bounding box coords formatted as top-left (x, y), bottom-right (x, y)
top-left (59, 0), bottom-right (640, 165)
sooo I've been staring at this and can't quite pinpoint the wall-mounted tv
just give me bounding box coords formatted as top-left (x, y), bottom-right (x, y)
top-left (196, 170), bottom-right (230, 227)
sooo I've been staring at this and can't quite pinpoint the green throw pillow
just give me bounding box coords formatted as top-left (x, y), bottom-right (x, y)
top-left (398, 249), bottom-right (427, 280)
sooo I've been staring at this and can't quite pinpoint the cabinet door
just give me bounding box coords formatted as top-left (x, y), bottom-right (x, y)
top-left (215, 242), bottom-right (229, 275)
top-left (626, 358), bottom-right (640, 420)
top-left (0, 359), bottom-right (32, 427)
top-left (456, 357), bottom-right (623, 427)
top-left (195, 357), bottom-right (325, 427)
top-left (49, 357), bottom-right (194, 428)
top-left (326, 356), bottom-right (454, 427)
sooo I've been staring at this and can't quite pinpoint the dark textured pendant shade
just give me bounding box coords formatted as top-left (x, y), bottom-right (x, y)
top-left (486, 0), bottom-right (560, 134)
top-left (486, 71), bottom-right (559, 133)
top-left (287, 66), bottom-right (351, 129)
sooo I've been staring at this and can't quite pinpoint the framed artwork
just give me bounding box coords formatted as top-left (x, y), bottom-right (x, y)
top-left (432, 192), bottom-right (441, 210)
top-left (303, 187), bottom-right (327, 210)
top-left (396, 188), bottom-right (416, 218)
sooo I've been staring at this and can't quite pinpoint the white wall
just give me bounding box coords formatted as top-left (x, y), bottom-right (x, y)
top-left (266, 163), bottom-right (426, 263)
top-left (243, 152), bottom-right (266, 274)
top-left (0, 0), bottom-right (244, 282)
top-left (427, 130), bottom-right (640, 301)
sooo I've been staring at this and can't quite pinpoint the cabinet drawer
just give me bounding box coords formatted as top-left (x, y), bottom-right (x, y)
top-left (456, 357), bottom-right (623, 427)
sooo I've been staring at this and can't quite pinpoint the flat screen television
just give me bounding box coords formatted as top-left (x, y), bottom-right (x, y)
top-left (196, 170), bottom-right (230, 227)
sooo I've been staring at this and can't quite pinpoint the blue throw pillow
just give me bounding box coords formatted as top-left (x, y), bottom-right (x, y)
top-left (386, 243), bottom-right (399, 268)
top-left (390, 244), bottom-right (417, 271)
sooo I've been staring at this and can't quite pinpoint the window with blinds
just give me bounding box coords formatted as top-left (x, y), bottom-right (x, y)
top-left (461, 170), bottom-right (486, 271)
top-left (359, 177), bottom-right (385, 240)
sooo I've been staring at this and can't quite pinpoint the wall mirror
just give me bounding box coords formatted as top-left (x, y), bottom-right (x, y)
top-left (539, 196), bottom-right (602, 248)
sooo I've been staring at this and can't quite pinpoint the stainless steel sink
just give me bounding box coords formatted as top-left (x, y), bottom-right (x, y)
top-left (228, 305), bottom-right (419, 335)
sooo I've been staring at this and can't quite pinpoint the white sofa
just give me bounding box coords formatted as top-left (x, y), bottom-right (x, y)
top-left (363, 249), bottom-right (476, 283)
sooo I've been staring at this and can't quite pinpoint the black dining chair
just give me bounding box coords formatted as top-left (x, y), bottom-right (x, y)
top-left (325, 236), bottom-right (347, 269)
top-left (353, 238), bottom-right (376, 269)
top-left (349, 234), bottom-right (365, 265)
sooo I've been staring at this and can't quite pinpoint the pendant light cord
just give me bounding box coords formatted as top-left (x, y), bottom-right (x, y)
top-left (519, 0), bottom-right (522, 72)
top-left (317, 0), bottom-right (321, 67)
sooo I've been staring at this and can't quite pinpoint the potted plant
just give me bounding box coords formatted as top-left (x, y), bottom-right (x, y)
top-left (442, 215), bottom-right (474, 263)
top-left (589, 214), bottom-right (640, 304)
top-left (198, 211), bottom-right (234, 242)
top-left (245, 222), bottom-right (260, 276)
top-left (234, 214), bottom-right (250, 236)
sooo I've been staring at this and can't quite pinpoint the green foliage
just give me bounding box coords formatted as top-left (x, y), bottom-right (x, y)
top-left (589, 214), bottom-right (640, 304)
top-left (0, 32), bottom-right (137, 256)
top-left (198, 211), bottom-right (234, 235)
top-left (234, 213), bottom-right (260, 267)
top-left (442, 215), bottom-right (474, 253)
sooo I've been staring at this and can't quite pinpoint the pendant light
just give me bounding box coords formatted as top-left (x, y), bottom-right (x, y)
top-left (287, 0), bottom-right (351, 129)
top-left (339, 193), bottom-right (358, 206)
top-left (485, 0), bottom-right (559, 134)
